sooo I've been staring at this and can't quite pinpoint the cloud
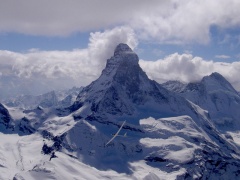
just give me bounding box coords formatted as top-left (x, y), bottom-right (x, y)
top-left (1, 24), bottom-right (240, 100)
top-left (88, 26), bottom-right (138, 69)
top-left (0, 0), bottom-right (160, 36)
top-left (134, 0), bottom-right (240, 44)
top-left (0, 0), bottom-right (239, 44)
top-left (215, 55), bottom-right (231, 59)
top-left (0, 26), bottom-right (137, 98)
top-left (139, 53), bottom-right (240, 90)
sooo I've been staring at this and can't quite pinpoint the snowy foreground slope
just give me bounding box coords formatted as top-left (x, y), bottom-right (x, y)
top-left (1, 44), bottom-right (240, 179)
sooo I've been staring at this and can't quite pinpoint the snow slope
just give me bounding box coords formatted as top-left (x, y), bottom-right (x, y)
top-left (2, 113), bottom-right (239, 180)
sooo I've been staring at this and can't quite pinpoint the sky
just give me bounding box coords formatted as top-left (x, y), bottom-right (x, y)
top-left (0, 0), bottom-right (240, 98)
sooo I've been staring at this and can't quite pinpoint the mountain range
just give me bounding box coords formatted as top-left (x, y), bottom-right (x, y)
top-left (3, 86), bottom-right (82, 110)
top-left (162, 72), bottom-right (240, 132)
top-left (1, 43), bottom-right (240, 180)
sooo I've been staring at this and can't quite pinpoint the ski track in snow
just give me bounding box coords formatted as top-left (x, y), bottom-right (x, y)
top-left (16, 139), bottom-right (25, 171)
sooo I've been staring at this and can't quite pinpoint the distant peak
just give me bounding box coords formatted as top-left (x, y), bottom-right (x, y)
top-left (202, 72), bottom-right (237, 93)
top-left (204, 72), bottom-right (229, 83)
top-left (114, 43), bottom-right (134, 56)
top-left (209, 72), bottom-right (224, 79)
top-left (203, 72), bottom-right (225, 82)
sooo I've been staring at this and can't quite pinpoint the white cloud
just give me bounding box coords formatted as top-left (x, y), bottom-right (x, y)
top-left (133, 0), bottom-right (240, 44)
top-left (88, 26), bottom-right (138, 69)
top-left (139, 53), bottom-right (240, 90)
top-left (215, 55), bottom-right (231, 59)
top-left (0, 0), bottom-right (161, 36)
top-left (0, 26), bottom-right (137, 98)
top-left (0, 0), bottom-right (239, 44)
top-left (1, 25), bottom-right (240, 99)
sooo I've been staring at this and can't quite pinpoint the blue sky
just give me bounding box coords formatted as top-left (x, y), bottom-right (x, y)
top-left (1, 26), bottom-right (239, 62)
top-left (0, 0), bottom-right (240, 98)
top-left (0, 32), bottom-right (90, 52)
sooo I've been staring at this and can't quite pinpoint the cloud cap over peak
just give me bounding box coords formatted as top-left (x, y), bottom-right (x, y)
top-left (0, 27), bottom-right (138, 99)
top-left (114, 43), bottom-right (134, 56)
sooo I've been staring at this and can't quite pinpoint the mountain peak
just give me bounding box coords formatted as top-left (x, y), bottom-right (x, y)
top-left (209, 72), bottom-right (224, 80)
top-left (74, 43), bottom-right (175, 116)
top-left (202, 72), bottom-right (237, 93)
top-left (114, 43), bottom-right (134, 56)
top-left (101, 43), bottom-right (138, 77)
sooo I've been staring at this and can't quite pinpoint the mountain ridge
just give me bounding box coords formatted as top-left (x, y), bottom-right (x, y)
top-left (163, 72), bottom-right (240, 131)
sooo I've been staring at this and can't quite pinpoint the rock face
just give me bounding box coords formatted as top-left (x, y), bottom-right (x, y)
top-left (164, 72), bottom-right (240, 130)
top-left (17, 117), bottom-right (36, 135)
top-left (0, 103), bottom-right (14, 131)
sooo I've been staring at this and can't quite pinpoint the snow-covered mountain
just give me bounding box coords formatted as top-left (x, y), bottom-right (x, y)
top-left (3, 91), bottom-right (58, 109)
top-left (162, 80), bottom-right (187, 93)
top-left (69, 43), bottom-right (200, 123)
top-left (3, 86), bottom-right (83, 110)
top-left (1, 44), bottom-right (240, 179)
top-left (163, 73), bottom-right (240, 132)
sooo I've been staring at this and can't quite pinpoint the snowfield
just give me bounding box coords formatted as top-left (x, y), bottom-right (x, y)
top-left (1, 114), bottom-right (240, 180)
